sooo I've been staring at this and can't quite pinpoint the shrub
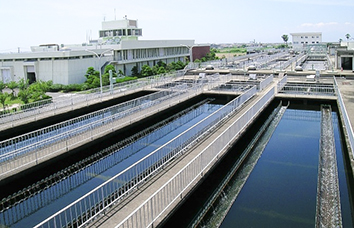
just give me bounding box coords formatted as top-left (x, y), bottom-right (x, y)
top-left (49, 84), bottom-right (64, 92)
top-left (116, 76), bottom-right (137, 83)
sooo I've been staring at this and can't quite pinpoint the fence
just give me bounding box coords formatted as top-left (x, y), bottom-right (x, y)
top-left (0, 99), bottom-right (214, 227)
top-left (280, 83), bottom-right (335, 97)
top-left (0, 89), bottom-right (179, 159)
top-left (0, 71), bottom-right (184, 130)
top-left (259, 75), bottom-right (274, 91)
top-left (115, 87), bottom-right (275, 228)
top-left (277, 74), bottom-right (288, 93)
top-left (0, 85), bottom-right (204, 180)
top-left (33, 85), bottom-right (258, 228)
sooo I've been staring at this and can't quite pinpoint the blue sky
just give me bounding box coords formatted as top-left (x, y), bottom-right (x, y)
top-left (0, 0), bottom-right (353, 52)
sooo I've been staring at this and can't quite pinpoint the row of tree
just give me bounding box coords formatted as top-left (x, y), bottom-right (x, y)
top-left (83, 60), bottom-right (187, 89)
top-left (0, 79), bottom-right (51, 112)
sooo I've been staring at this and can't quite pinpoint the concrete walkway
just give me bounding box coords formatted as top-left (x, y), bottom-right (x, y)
top-left (336, 77), bottom-right (354, 131)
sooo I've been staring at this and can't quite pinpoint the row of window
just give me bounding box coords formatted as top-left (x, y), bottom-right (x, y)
top-left (1, 47), bottom-right (189, 63)
top-left (99, 29), bottom-right (142, 38)
top-left (300, 36), bottom-right (320, 39)
top-left (116, 47), bottom-right (188, 61)
top-left (293, 41), bottom-right (320, 44)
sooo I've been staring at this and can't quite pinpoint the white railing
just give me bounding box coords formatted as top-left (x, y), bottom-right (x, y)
top-left (0, 86), bottom-right (205, 180)
top-left (259, 75), bottom-right (274, 91)
top-left (0, 90), bottom-right (179, 160)
top-left (333, 77), bottom-right (354, 157)
top-left (280, 85), bottom-right (335, 96)
top-left (33, 86), bottom-right (258, 228)
top-left (115, 87), bottom-right (275, 228)
top-left (0, 71), bottom-right (184, 130)
top-left (277, 74), bottom-right (288, 93)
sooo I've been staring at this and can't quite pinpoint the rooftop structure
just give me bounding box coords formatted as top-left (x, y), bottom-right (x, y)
top-left (99, 18), bottom-right (143, 44)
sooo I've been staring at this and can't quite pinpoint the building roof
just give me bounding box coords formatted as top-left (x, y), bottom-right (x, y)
top-left (290, 32), bottom-right (322, 36)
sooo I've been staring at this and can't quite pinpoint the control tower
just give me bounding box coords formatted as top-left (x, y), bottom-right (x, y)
top-left (98, 17), bottom-right (143, 43)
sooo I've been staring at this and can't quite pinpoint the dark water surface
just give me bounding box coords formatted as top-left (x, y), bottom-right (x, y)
top-left (220, 109), bottom-right (353, 228)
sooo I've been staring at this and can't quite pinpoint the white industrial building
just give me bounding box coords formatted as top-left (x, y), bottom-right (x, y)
top-left (0, 18), bottom-right (198, 85)
top-left (335, 41), bottom-right (354, 71)
top-left (290, 32), bottom-right (322, 49)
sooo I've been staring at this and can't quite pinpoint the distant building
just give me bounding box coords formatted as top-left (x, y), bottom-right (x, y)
top-left (290, 32), bottom-right (322, 49)
top-left (0, 18), bottom-right (210, 85)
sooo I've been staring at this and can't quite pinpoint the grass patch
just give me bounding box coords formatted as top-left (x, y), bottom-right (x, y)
top-left (218, 47), bottom-right (247, 53)
top-left (116, 76), bottom-right (138, 83)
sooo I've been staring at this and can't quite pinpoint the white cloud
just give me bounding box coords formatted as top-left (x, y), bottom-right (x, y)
top-left (300, 22), bottom-right (339, 28)
top-left (271, 0), bottom-right (354, 6)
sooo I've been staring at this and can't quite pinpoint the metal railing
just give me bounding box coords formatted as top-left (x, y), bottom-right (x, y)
top-left (334, 77), bottom-right (354, 157)
top-left (0, 71), bottom-right (184, 129)
top-left (259, 75), bottom-right (274, 91)
top-left (0, 99), bottom-right (214, 227)
top-left (277, 74), bottom-right (288, 93)
top-left (115, 87), bottom-right (275, 228)
top-left (0, 89), bottom-right (179, 159)
top-left (0, 86), bottom-right (203, 179)
top-left (189, 101), bottom-right (287, 227)
top-left (33, 85), bottom-right (258, 228)
top-left (280, 83), bottom-right (335, 97)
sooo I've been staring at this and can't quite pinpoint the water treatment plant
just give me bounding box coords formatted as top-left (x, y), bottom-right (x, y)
top-left (0, 48), bottom-right (354, 228)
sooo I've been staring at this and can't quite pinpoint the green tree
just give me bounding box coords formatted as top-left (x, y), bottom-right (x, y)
top-left (131, 66), bottom-right (139, 77)
top-left (84, 67), bottom-right (100, 88)
top-left (27, 81), bottom-right (51, 101)
top-left (18, 89), bottom-right (31, 104)
top-left (151, 65), bottom-right (159, 75)
top-left (18, 78), bottom-right (29, 90)
top-left (141, 65), bottom-right (153, 77)
top-left (104, 65), bottom-right (117, 75)
top-left (281, 34), bottom-right (289, 46)
top-left (0, 92), bottom-right (9, 111)
top-left (7, 81), bottom-right (18, 98)
top-left (0, 81), bottom-right (6, 93)
top-left (157, 66), bottom-right (166, 75)
top-left (102, 65), bottom-right (117, 86)
top-left (157, 60), bottom-right (167, 68)
top-left (176, 60), bottom-right (186, 70)
top-left (345, 33), bottom-right (351, 40)
top-left (194, 59), bottom-right (202, 68)
top-left (167, 62), bottom-right (179, 71)
top-left (117, 69), bottom-right (124, 77)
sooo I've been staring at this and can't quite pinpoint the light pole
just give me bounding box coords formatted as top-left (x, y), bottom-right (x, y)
top-left (180, 44), bottom-right (195, 63)
top-left (85, 49), bottom-right (113, 94)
